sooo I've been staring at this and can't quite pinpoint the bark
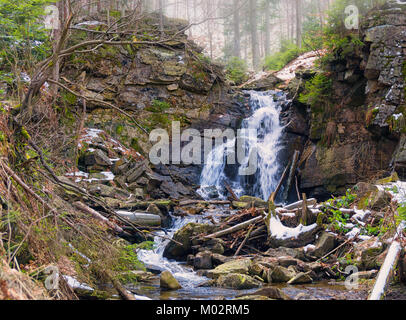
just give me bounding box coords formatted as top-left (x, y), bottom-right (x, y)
top-left (233, 0), bottom-right (241, 58)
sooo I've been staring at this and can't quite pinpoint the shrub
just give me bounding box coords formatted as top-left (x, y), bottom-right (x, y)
top-left (299, 73), bottom-right (333, 111)
top-left (225, 56), bottom-right (248, 85)
top-left (263, 41), bottom-right (304, 71)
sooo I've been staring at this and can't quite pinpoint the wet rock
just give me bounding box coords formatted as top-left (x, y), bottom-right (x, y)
top-left (240, 73), bottom-right (282, 91)
top-left (194, 251), bottom-right (213, 270)
top-left (216, 273), bottom-right (262, 290)
top-left (248, 263), bottom-right (268, 280)
top-left (265, 247), bottom-right (306, 261)
top-left (294, 292), bottom-right (316, 300)
top-left (268, 266), bottom-right (296, 283)
top-left (160, 271), bottom-right (182, 290)
top-left (200, 238), bottom-right (225, 255)
top-left (199, 186), bottom-right (219, 199)
top-left (211, 254), bottom-right (231, 266)
top-left (207, 258), bottom-right (252, 279)
top-left (287, 272), bottom-right (313, 285)
top-left (313, 232), bottom-right (337, 258)
top-left (233, 295), bottom-right (273, 300)
top-left (239, 287), bottom-right (292, 300)
top-left (163, 223), bottom-right (215, 261)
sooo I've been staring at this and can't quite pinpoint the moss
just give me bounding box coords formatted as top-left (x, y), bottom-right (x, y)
top-left (146, 99), bottom-right (171, 113)
top-left (62, 92), bottom-right (78, 106)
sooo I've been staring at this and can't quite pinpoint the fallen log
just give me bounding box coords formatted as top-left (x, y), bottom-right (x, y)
top-left (368, 222), bottom-right (405, 300)
top-left (73, 202), bottom-right (124, 234)
top-left (283, 198), bottom-right (317, 210)
top-left (203, 216), bottom-right (264, 239)
top-left (116, 211), bottom-right (162, 227)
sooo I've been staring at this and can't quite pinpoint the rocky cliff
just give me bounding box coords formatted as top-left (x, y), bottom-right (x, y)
top-left (285, 0), bottom-right (406, 199)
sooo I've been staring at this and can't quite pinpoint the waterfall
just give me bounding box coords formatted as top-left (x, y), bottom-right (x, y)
top-left (198, 90), bottom-right (285, 201)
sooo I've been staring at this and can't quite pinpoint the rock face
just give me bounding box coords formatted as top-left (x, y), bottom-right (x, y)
top-left (284, 1), bottom-right (406, 199)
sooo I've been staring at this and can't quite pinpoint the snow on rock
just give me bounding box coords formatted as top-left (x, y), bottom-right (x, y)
top-left (62, 275), bottom-right (94, 292)
top-left (269, 216), bottom-right (318, 240)
top-left (275, 50), bottom-right (326, 81)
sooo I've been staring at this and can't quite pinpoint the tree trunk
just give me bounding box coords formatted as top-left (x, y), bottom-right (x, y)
top-left (249, 0), bottom-right (259, 70)
top-left (295, 0), bottom-right (302, 48)
top-left (233, 0), bottom-right (241, 58)
top-left (264, 0), bottom-right (271, 57)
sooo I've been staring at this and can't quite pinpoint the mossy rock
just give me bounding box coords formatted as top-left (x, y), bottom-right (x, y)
top-left (376, 172), bottom-right (399, 185)
top-left (160, 271), bottom-right (182, 290)
top-left (163, 223), bottom-right (215, 261)
top-left (216, 273), bottom-right (262, 290)
top-left (207, 258), bottom-right (252, 279)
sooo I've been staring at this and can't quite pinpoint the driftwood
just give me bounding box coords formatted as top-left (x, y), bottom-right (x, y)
top-left (234, 225), bottom-right (255, 257)
top-left (295, 175), bottom-right (301, 201)
top-left (203, 216), bottom-right (264, 239)
top-left (73, 202), bottom-right (124, 234)
top-left (282, 150), bottom-right (300, 202)
top-left (225, 182), bottom-right (238, 202)
top-left (283, 198), bottom-right (317, 211)
top-left (369, 223), bottom-right (405, 300)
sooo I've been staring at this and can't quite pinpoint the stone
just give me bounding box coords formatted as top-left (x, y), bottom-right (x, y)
top-left (83, 149), bottom-right (112, 167)
top-left (268, 266), bottom-right (296, 283)
top-left (277, 256), bottom-right (299, 268)
top-left (313, 232), bottom-right (337, 258)
top-left (126, 162), bottom-right (146, 183)
top-left (207, 258), bottom-right (252, 279)
top-left (163, 223), bottom-right (215, 261)
top-left (368, 188), bottom-right (392, 211)
top-left (194, 251), bottom-right (213, 270)
top-left (211, 254), bottom-right (231, 266)
top-left (239, 287), bottom-right (292, 300)
top-left (232, 201), bottom-right (250, 209)
top-left (233, 295), bottom-right (273, 300)
top-left (167, 84), bottom-right (179, 91)
top-left (239, 196), bottom-right (268, 208)
top-left (216, 273), bottom-right (262, 290)
top-left (88, 184), bottom-right (131, 200)
top-left (160, 271), bottom-right (182, 290)
top-left (287, 272), bottom-right (313, 285)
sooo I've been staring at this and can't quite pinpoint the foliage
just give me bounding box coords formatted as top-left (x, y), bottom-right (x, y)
top-left (263, 41), bottom-right (304, 71)
top-left (146, 99), bottom-right (171, 113)
top-left (225, 56), bottom-right (249, 85)
top-left (0, 0), bottom-right (52, 83)
top-left (298, 73), bottom-right (333, 111)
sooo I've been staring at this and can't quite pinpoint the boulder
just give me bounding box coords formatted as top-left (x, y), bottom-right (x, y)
top-left (268, 266), bottom-right (296, 283)
top-left (239, 287), bottom-right (292, 300)
top-left (207, 258), bottom-right (252, 279)
top-left (193, 251), bottom-right (213, 270)
top-left (216, 273), bottom-right (262, 290)
top-left (239, 196), bottom-right (268, 208)
top-left (126, 162), bottom-right (146, 183)
top-left (313, 232), bottom-right (337, 258)
top-left (354, 237), bottom-right (385, 270)
top-left (88, 184), bottom-right (131, 200)
top-left (83, 149), bottom-right (112, 167)
top-left (368, 188), bottom-right (392, 211)
top-left (163, 223), bottom-right (215, 261)
top-left (287, 272), bottom-right (313, 285)
top-left (160, 271), bottom-right (182, 290)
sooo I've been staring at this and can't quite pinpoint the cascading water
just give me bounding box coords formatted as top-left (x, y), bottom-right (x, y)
top-left (198, 90), bottom-right (286, 201)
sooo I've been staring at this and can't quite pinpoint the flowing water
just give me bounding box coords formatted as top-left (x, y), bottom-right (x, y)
top-left (198, 90), bottom-right (285, 201)
top-left (135, 91), bottom-right (368, 300)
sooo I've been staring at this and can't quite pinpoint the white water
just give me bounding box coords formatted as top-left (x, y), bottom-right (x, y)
top-left (137, 215), bottom-right (210, 289)
top-left (198, 91), bottom-right (285, 201)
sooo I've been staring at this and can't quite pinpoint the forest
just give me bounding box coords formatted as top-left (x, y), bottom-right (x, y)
top-left (0, 0), bottom-right (405, 304)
